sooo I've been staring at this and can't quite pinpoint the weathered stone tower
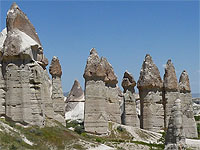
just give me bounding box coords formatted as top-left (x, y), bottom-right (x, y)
top-left (49, 56), bottom-right (65, 125)
top-left (0, 3), bottom-right (65, 126)
top-left (137, 54), bottom-right (164, 132)
top-left (121, 71), bottom-right (139, 127)
top-left (179, 70), bottom-right (198, 138)
top-left (163, 59), bottom-right (179, 129)
top-left (83, 48), bottom-right (121, 134)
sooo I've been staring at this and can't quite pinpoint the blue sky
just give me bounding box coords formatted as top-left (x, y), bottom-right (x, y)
top-left (0, 0), bottom-right (199, 93)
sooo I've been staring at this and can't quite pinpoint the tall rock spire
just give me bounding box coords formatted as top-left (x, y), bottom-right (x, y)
top-left (137, 54), bottom-right (164, 132)
top-left (49, 56), bottom-right (65, 125)
top-left (163, 59), bottom-right (179, 129)
top-left (84, 48), bottom-right (121, 134)
top-left (2, 3), bottom-right (57, 126)
top-left (121, 71), bottom-right (139, 127)
top-left (178, 70), bottom-right (197, 138)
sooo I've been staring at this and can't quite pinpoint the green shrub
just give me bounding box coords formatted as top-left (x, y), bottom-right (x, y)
top-left (117, 126), bottom-right (125, 132)
top-left (194, 116), bottom-right (200, 121)
top-left (74, 125), bottom-right (84, 134)
top-left (197, 123), bottom-right (200, 138)
top-left (96, 137), bottom-right (103, 143)
top-left (66, 120), bottom-right (80, 128)
top-left (157, 132), bottom-right (166, 144)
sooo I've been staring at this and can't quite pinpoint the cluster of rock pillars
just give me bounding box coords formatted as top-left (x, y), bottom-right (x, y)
top-left (0, 3), bottom-right (197, 150)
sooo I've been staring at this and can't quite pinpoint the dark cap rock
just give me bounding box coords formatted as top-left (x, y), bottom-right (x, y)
top-left (179, 70), bottom-right (191, 92)
top-left (100, 57), bottom-right (118, 85)
top-left (83, 48), bottom-right (118, 85)
top-left (137, 54), bottom-right (162, 90)
top-left (83, 48), bottom-right (106, 80)
top-left (121, 71), bottom-right (136, 93)
top-left (163, 59), bottom-right (178, 91)
top-left (49, 56), bottom-right (62, 77)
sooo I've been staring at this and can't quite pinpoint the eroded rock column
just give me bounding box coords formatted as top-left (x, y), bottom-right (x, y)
top-left (49, 56), bottom-right (65, 125)
top-left (179, 70), bottom-right (198, 138)
top-left (163, 59), bottom-right (179, 129)
top-left (84, 48), bottom-right (121, 134)
top-left (121, 71), bottom-right (139, 127)
top-left (137, 54), bottom-right (164, 132)
top-left (2, 3), bottom-right (54, 126)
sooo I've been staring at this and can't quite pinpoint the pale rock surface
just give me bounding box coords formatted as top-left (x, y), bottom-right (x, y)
top-left (137, 54), bottom-right (164, 132)
top-left (163, 59), bottom-right (179, 128)
top-left (5, 62), bottom-right (54, 126)
top-left (121, 71), bottom-right (139, 127)
top-left (0, 28), bottom-right (7, 53)
top-left (0, 3), bottom-right (64, 126)
top-left (49, 56), bottom-right (65, 125)
top-left (65, 80), bottom-right (85, 122)
top-left (3, 2), bottom-right (48, 68)
top-left (0, 64), bottom-right (5, 116)
top-left (179, 70), bottom-right (197, 138)
top-left (165, 99), bottom-right (186, 150)
top-left (84, 48), bottom-right (121, 134)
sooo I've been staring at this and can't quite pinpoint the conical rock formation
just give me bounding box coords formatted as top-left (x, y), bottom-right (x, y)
top-left (84, 48), bottom-right (121, 134)
top-left (137, 54), bottom-right (164, 132)
top-left (3, 2), bottom-right (48, 68)
top-left (65, 80), bottom-right (85, 122)
top-left (0, 3), bottom-right (65, 126)
top-left (179, 70), bottom-right (197, 138)
top-left (163, 59), bottom-right (179, 128)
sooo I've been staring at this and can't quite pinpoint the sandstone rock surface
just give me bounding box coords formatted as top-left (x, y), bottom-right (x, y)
top-left (0, 3), bottom-right (65, 126)
top-left (84, 48), bottom-right (121, 134)
top-left (179, 70), bottom-right (197, 138)
top-left (163, 59), bottom-right (179, 128)
top-left (137, 54), bottom-right (164, 132)
top-left (165, 99), bottom-right (186, 150)
top-left (121, 71), bottom-right (139, 127)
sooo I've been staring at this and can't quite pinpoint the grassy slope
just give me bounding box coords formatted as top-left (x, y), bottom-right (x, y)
top-left (0, 119), bottom-right (164, 150)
